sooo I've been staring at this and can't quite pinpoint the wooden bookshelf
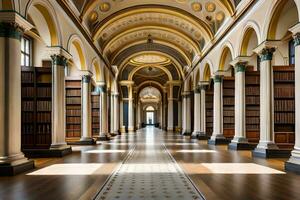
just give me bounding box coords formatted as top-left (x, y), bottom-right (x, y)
top-left (92, 92), bottom-right (100, 137)
top-left (21, 66), bottom-right (52, 150)
top-left (273, 65), bottom-right (295, 148)
top-left (65, 77), bottom-right (82, 141)
top-left (205, 81), bottom-right (214, 136)
top-left (223, 77), bottom-right (235, 139)
top-left (245, 67), bottom-right (260, 143)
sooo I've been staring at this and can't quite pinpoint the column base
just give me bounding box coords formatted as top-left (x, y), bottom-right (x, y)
top-left (0, 156), bottom-right (34, 176)
top-left (191, 131), bottom-right (201, 139)
top-left (23, 146), bottom-right (72, 158)
top-left (228, 142), bottom-right (256, 150)
top-left (128, 127), bottom-right (135, 134)
top-left (69, 137), bottom-right (96, 145)
top-left (110, 132), bottom-right (118, 137)
top-left (208, 135), bottom-right (230, 145)
top-left (97, 134), bottom-right (111, 141)
top-left (252, 144), bottom-right (291, 158)
top-left (285, 149), bottom-right (300, 174)
top-left (182, 131), bottom-right (191, 136)
top-left (197, 132), bottom-right (208, 140)
top-left (167, 127), bottom-right (174, 132)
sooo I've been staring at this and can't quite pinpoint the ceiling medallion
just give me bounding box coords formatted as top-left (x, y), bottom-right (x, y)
top-left (89, 11), bottom-right (98, 22)
top-left (99, 2), bottom-right (111, 12)
top-left (175, 0), bottom-right (188, 3)
top-left (205, 2), bottom-right (216, 12)
top-left (130, 54), bottom-right (170, 65)
top-left (216, 11), bottom-right (225, 21)
top-left (191, 2), bottom-right (202, 12)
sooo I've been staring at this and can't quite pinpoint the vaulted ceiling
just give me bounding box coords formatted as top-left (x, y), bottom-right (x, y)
top-left (69, 0), bottom-right (238, 85)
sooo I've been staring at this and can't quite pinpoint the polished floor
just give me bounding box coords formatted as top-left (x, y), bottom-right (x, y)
top-left (0, 128), bottom-right (300, 200)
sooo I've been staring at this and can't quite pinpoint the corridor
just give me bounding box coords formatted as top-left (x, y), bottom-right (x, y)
top-left (1, 128), bottom-right (300, 200)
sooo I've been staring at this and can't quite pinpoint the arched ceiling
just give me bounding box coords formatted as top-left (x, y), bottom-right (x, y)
top-left (69, 0), bottom-right (238, 85)
top-left (139, 86), bottom-right (161, 103)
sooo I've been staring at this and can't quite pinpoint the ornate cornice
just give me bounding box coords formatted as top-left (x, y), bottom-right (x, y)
top-left (293, 33), bottom-right (300, 47)
top-left (82, 74), bottom-right (91, 83)
top-left (213, 75), bottom-right (223, 83)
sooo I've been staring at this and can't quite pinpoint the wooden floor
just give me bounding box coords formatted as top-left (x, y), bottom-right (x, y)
top-left (1, 128), bottom-right (300, 200)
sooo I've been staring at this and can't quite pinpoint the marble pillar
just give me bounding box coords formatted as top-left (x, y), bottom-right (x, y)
top-left (128, 84), bottom-right (135, 133)
top-left (208, 75), bottom-right (228, 145)
top-left (252, 47), bottom-right (280, 157)
top-left (191, 86), bottom-right (201, 139)
top-left (0, 22), bottom-right (34, 175)
top-left (167, 84), bottom-right (174, 131)
top-left (286, 29), bottom-right (300, 172)
top-left (99, 84), bottom-right (110, 140)
top-left (229, 63), bottom-right (252, 150)
top-left (199, 84), bottom-right (208, 139)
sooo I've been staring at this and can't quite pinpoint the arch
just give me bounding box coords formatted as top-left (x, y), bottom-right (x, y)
top-left (128, 65), bottom-right (173, 81)
top-left (26, 0), bottom-right (61, 46)
top-left (67, 34), bottom-right (87, 70)
top-left (91, 58), bottom-right (101, 82)
top-left (137, 81), bottom-right (165, 96)
top-left (194, 67), bottom-right (201, 86)
top-left (264, 0), bottom-right (299, 40)
top-left (238, 21), bottom-right (261, 56)
top-left (202, 63), bottom-right (212, 82)
top-left (218, 42), bottom-right (234, 71)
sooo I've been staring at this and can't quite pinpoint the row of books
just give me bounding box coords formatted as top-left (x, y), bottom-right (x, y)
top-left (36, 113), bottom-right (51, 123)
top-left (223, 89), bottom-right (234, 96)
top-left (22, 101), bottom-right (34, 111)
top-left (274, 113), bottom-right (295, 124)
top-left (37, 101), bottom-right (51, 111)
top-left (66, 124), bottom-right (81, 130)
top-left (274, 86), bottom-right (295, 98)
top-left (245, 76), bottom-right (260, 84)
top-left (246, 87), bottom-right (260, 95)
top-left (66, 89), bottom-right (81, 96)
top-left (21, 72), bottom-right (34, 83)
top-left (224, 118), bottom-right (234, 124)
top-left (273, 72), bottom-right (295, 81)
top-left (274, 100), bottom-right (295, 111)
top-left (66, 97), bottom-right (81, 104)
top-left (246, 117), bottom-right (260, 124)
top-left (22, 87), bottom-right (34, 97)
top-left (66, 131), bottom-right (81, 138)
top-left (92, 103), bottom-right (100, 109)
top-left (22, 112), bottom-right (34, 123)
top-left (246, 124), bottom-right (260, 130)
top-left (246, 111), bottom-right (260, 117)
top-left (22, 125), bottom-right (34, 134)
top-left (223, 110), bottom-right (234, 116)
top-left (37, 88), bottom-right (51, 97)
top-left (246, 96), bottom-right (260, 105)
top-left (36, 124), bottom-right (51, 134)
top-left (223, 97), bottom-right (234, 105)
top-left (66, 116), bottom-right (81, 124)
top-left (66, 109), bottom-right (81, 116)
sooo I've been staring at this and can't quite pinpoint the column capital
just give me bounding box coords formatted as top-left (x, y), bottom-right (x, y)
top-left (213, 75), bottom-right (223, 83)
top-left (259, 47), bottom-right (276, 61)
top-left (198, 81), bottom-right (209, 90)
top-left (289, 23), bottom-right (300, 46)
top-left (51, 55), bottom-right (68, 67)
top-left (81, 71), bottom-right (93, 83)
top-left (234, 62), bottom-right (247, 73)
top-left (47, 46), bottom-right (72, 62)
top-left (253, 41), bottom-right (278, 61)
top-left (0, 12), bottom-right (33, 40)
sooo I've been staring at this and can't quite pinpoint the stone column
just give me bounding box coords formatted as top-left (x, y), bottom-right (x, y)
top-left (0, 21), bottom-right (34, 175)
top-left (182, 92), bottom-right (191, 135)
top-left (177, 101), bottom-right (182, 132)
top-left (50, 54), bottom-right (71, 153)
top-left (128, 83), bottom-right (135, 133)
top-left (181, 94), bottom-right (186, 134)
top-left (229, 63), bottom-right (252, 150)
top-left (192, 86), bottom-right (201, 139)
top-left (199, 83), bottom-right (208, 139)
top-left (113, 93), bottom-right (119, 135)
top-left (119, 100), bottom-right (126, 134)
top-left (110, 93), bottom-right (115, 136)
top-left (286, 27), bottom-right (300, 172)
top-left (208, 75), bottom-right (227, 145)
top-left (98, 84), bottom-right (110, 140)
top-left (79, 72), bottom-right (94, 144)
top-left (252, 47), bottom-right (279, 157)
top-left (167, 84), bottom-right (174, 131)
top-left (137, 101), bottom-right (141, 130)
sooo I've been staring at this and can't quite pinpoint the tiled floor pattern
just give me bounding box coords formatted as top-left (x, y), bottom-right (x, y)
top-left (95, 128), bottom-right (204, 200)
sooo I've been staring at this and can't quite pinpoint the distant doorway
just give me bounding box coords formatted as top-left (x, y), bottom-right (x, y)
top-left (146, 112), bottom-right (154, 125)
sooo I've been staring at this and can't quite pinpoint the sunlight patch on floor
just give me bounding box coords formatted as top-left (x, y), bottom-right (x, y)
top-left (176, 150), bottom-right (217, 153)
top-left (165, 142), bottom-right (198, 146)
top-left (183, 163), bottom-right (285, 174)
top-left (27, 164), bottom-right (103, 175)
top-left (84, 150), bottom-right (126, 154)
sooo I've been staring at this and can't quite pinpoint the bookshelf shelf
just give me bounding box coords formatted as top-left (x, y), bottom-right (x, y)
top-left (205, 81), bottom-right (214, 136)
top-left (223, 77), bottom-right (235, 139)
top-left (245, 68), bottom-right (260, 143)
top-left (273, 65), bottom-right (295, 148)
top-left (21, 66), bottom-right (52, 150)
top-left (92, 92), bottom-right (100, 137)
